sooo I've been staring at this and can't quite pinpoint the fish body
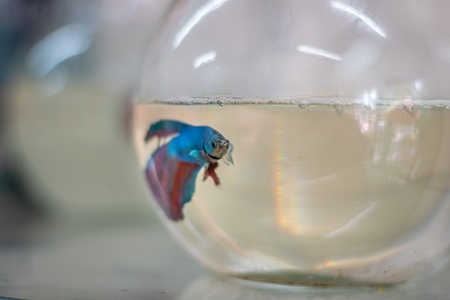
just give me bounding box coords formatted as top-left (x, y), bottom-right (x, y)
top-left (144, 120), bottom-right (233, 221)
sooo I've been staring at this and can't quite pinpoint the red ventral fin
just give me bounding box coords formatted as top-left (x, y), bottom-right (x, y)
top-left (203, 162), bottom-right (220, 186)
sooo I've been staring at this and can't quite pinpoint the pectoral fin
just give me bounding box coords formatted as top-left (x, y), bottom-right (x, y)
top-left (222, 142), bottom-right (234, 166)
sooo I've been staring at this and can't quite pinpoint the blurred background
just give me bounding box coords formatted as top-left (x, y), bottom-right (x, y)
top-left (0, 1), bottom-right (209, 299)
top-left (2, 0), bottom-right (172, 230)
top-left (1, 0), bottom-right (170, 226)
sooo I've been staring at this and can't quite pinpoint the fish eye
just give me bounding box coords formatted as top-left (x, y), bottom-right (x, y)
top-left (212, 141), bottom-right (217, 149)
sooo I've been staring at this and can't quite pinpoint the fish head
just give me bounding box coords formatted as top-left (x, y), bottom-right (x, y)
top-left (204, 131), bottom-right (230, 160)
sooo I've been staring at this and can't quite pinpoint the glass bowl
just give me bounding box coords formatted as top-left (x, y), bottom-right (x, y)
top-left (133, 0), bottom-right (450, 286)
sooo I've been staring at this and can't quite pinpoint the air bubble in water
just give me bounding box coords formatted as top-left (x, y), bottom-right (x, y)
top-left (402, 101), bottom-right (415, 112)
top-left (334, 104), bottom-right (342, 113)
top-left (299, 101), bottom-right (308, 109)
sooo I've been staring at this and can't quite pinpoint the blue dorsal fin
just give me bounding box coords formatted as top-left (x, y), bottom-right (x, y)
top-left (144, 120), bottom-right (192, 142)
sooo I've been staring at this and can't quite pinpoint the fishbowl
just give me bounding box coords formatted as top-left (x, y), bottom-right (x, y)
top-left (133, 0), bottom-right (450, 286)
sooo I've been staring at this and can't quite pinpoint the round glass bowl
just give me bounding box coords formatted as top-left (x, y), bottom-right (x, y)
top-left (133, 0), bottom-right (450, 286)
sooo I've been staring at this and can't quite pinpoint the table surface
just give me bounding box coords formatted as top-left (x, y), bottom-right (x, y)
top-left (1, 223), bottom-right (450, 300)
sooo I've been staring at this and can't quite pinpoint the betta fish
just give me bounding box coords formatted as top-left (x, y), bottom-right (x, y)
top-left (144, 120), bottom-right (233, 221)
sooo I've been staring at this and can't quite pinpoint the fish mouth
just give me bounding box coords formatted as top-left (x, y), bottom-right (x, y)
top-left (207, 154), bottom-right (221, 160)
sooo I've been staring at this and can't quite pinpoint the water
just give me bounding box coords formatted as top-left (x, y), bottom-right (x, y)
top-left (133, 98), bottom-right (450, 286)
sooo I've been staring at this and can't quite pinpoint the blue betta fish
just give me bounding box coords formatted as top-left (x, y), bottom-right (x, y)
top-left (144, 120), bottom-right (233, 221)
